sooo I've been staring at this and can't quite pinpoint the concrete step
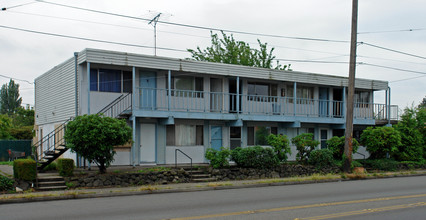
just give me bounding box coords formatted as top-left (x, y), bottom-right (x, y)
top-left (36, 185), bottom-right (68, 191)
top-left (38, 181), bottom-right (66, 187)
top-left (192, 174), bottom-right (211, 178)
top-left (192, 177), bottom-right (217, 182)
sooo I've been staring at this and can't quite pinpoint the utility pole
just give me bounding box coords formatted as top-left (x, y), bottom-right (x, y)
top-left (149, 13), bottom-right (162, 56)
top-left (344, 0), bottom-right (358, 173)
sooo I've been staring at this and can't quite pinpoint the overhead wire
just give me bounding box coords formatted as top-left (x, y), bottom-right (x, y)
top-left (35, 0), bottom-right (349, 43)
top-left (1, 1), bottom-right (38, 10)
top-left (360, 42), bottom-right (426, 60)
top-left (0, 73), bottom-right (33, 84)
top-left (390, 75), bottom-right (426, 83)
top-left (358, 28), bottom-right (426, 34)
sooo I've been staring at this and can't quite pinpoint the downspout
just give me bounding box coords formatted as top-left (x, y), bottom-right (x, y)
top-left (87, 62), bottom-right (91, 115)
top-left (343, 87), bottom-right (346, 119)
top-left (168, 70), bottom-right (171, 111)
top-left (293, 82), bottom-right (297, 116)
top-left (74, 52), bottom-right (79, 167)
top-left (236, 76), bottom-right (240, 114)
top-left (132, 66), bottom-right (136, 167)
top-left (388, 86), bottom-right (391, 125)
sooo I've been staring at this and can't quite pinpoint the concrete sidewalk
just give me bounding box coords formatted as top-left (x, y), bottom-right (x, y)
top-left (1, 166), bottom-right (426, 205)
top-left (0, 165), bottom-right (13, 177)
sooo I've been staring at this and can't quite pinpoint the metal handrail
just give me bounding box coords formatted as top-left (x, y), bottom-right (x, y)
top-left (354, 152), bottom-right (366, 160)
top-left (175, 149), bottom-right (192, 180)
top-left (97, 94), bottom-right (125, 113)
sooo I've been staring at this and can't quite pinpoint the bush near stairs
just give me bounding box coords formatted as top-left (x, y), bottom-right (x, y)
top-left (57, 158), bottom-right (74, 177)
top-left (13, 159), bottom-right (36, 181)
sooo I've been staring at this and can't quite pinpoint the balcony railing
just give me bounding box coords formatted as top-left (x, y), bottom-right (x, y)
top-left (136, 87), bottom-right (398, 120)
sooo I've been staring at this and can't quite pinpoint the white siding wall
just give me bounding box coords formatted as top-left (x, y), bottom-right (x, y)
top-left (35, 58), bottom-right (76, 125)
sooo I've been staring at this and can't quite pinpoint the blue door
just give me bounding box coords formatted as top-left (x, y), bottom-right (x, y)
top-left (319, 88), bottom-right (329, 117)
top-left (211, 126), bottom-right (222, 151)
top-left (140, 71), bottom-right (156, 110)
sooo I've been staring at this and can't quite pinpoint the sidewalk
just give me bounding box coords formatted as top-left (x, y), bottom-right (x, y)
top-left (1, 165), bottom-right (425, 204)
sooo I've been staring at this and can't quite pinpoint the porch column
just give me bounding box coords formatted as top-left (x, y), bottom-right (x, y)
top-left (343, 87), bottom-right (346, 118)
top-left (132, 67), bottom-right (136, 166)
top-left (387, 87), bottom-right (391, 125)
top-left (385, 88), bottom-right (388, 120)
top-left (87, 62), bottom-right (91, 115)
top-left (236, 76), bottom-right (240, 114)
top-left (168, 70), bottom-right (171, 111)
top-left (293, 82), bottom-right (297, 116)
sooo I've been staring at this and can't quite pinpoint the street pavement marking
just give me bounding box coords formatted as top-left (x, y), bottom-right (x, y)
top-left (166, 193), bottom-right (426, 220)
top-left (295, 202), bottom-right (426, 220)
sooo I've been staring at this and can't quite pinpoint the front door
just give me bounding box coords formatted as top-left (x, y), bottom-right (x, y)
top-left (140, 71), bottom-right (156, 110)
top-left (211, 126), bottom-right (222, 151)
top-left (140, 123), bottom-right (156, 163)
top-left (319, 88), bottom-right (329, 117)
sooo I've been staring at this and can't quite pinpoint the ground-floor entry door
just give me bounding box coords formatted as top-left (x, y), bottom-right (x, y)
top-left (140, 123), bottom-right (156, 163)
top-left (211, 126), bottom-right (222, 151)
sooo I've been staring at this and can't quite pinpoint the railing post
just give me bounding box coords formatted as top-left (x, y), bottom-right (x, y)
top-left (236, 76), bottom-right (240, 114)
top-left (293, 82), bottom-right (297, 116)
top-left (168, 70), bottom-right (171, 111)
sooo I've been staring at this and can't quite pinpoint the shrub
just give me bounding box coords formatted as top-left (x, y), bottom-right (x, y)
top-left (267, 134), bottom-right (291, 162)
top-left (42, 161), bottom-right (57, 171)
top-left (231, 146), bottom-right (279, 169)
top-left (360, 159), bottom-right (399, 171)
top-left (13, 158), bottom-right (36, 181)
top-left (308, 149), bottom-right (335, 169)
top-left (57, 158), bottom-right (74, 177)
top-left (291, 133), bottom-right (319, 164)
top-left (205, 147), bottom-right (231, 169)
top-left (0, 175), bottom-right (14, 191)
top-left (360, 126), bottom-right (402, 159)
top-left (394, 107), bottom-right (425, 161)
top-left (326, 136), bottom-right (359, 160)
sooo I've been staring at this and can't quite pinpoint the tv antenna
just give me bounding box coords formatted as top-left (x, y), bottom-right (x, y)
top-left (148, 13), bottom-right (162, 56)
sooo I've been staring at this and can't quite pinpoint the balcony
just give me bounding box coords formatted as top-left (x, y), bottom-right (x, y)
top-left (133, 88), bottom-right (398, 123)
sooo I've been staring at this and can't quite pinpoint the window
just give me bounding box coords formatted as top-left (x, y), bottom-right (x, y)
top-left (230, 127), bottom-right (241, 150)
top-left (166, 125), bottom-right (203, 146)
top-left (320, 129), bottom-right (328, 149)
top-left (354, 91), bottom-right (370, 104)
top-left (167, 76), bottom-right (203, 97)
top-left (90, 69), bottom-right (132, 93)
top-left (248, 83), bottom-right (277, 101)
top-left (247, 126), bottom-right (278, 145)
top-left (287, 85), bottom-right (314, 104)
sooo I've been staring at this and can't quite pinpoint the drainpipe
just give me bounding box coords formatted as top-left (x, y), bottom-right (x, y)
top-left (385, 88), bottom-right (388, 120)
top-left (388, 86), bottom-right (391, 125)
top-left (132, 66), bottom-right (136, 167)
top-left (74, 52), bottom-right (78, 117)
top-left (343, 87), bottom-right (346, 119)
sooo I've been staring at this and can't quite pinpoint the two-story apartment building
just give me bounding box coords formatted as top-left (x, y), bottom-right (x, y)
top-left (34, 48), bottom-right (398, 167)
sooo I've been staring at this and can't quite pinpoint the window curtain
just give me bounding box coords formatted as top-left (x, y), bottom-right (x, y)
top-left (175, 124), bottom-right (196, 146)
top-left (99, 69), bottom-right (121, 92)
top-left (90, 69), bottom-right (98, 91)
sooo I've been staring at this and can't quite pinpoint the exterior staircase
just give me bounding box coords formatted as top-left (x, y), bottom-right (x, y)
top-left (182, 167), bottom-right (216, 182)
top-left (36, 173), bottom-right (67, 191)
top-left (34, 93), bottom-right (132, 171)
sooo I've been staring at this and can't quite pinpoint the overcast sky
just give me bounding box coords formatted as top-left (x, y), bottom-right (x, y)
top-left (1, 0), bottom-right (425, 110)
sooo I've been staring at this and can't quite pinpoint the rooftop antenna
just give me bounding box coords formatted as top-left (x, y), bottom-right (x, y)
top-left (148, 13), bottom-right (162, 56)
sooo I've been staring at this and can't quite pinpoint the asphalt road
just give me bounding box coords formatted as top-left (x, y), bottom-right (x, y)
top-left (1, 176), bottom-right (425, 220)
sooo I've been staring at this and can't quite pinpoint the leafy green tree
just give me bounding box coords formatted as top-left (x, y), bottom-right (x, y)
top-left (360, 126), bottom-right (402, 159)
top-left (326, 136), bottom-right (359, 160)
top-left (267, 134), bottom-right (291, 162)
top-left (188, 31), bottom-right (291, 70)
top-left (0, 114), bottom-right (13, 139)
top-left (255, 126), bottom-right (269, 145)
top-left (11, 107), bottom-right (34, 127)
top-left (291, 133), bottom-right (320, 164)
top-left (64, 114), bottom-right (132, 173)
top-left (418, 96), bottom-right (426, 109)
top-left (0, 79), bottom-right (22, 115)
top-left (394, 106), bottom-right (425, 161)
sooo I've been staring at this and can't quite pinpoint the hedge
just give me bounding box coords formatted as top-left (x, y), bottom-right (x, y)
top-left (0, 175), bottom-right (14, 191)
top-left (231, 146), bottom-right (279, 169)
top-left (13, 159), bottom-right (36, 181)
top-left (57, 158), bottom-right (74, 177)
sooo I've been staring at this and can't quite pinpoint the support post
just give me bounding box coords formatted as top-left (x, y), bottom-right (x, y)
top-left (236, 76), bottom-right (240, 114)
top-left (87, 62), bottom-right (91, 115)
top-left (344, 0), bottom-right (358, 173)
top-left (343, 87), bottom-right (346, 118)
top-left (293, 82), bottom-right (297, 116)
top-left (74, 52), bottom-right (78, 117)
top-left (168, 70), bottom-right (171, 111)
top-left (132, 67), bottom-right (136, 167)
top-left (388, 87), bottom-right (391, 125)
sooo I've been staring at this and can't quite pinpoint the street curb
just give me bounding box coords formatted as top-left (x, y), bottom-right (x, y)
top-left (1, 172), bottom-right (425, 204)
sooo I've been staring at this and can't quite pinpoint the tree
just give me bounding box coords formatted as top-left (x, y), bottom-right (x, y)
top-left (326, 136), bottom-right (359, 160)
top-left (0, 79), bottom-right (22, 115)
top-left (418, 96), bottom-right (426, 109)
top-left (267, 134), bottom-right (291, 162)
top-left (360, 126), bottom-right (402, 159)
top-left (0, 114), bottom-right (13, 139)
top-left (64, 114), bottom-right (132, 173)
top-left (187, 31), bottom-right (291, 70)
top-left (11, 107), bottom-right (34, 127)
top-left (291, 133), bottom-right (320, 164)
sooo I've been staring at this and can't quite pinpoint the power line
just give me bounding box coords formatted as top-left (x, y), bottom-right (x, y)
top-left (0, 25), bottom-right (188, 53)
top-left (358, 28), bottom-right (426, 34)
top-left (0, 74), bottom-right (33, 84)
top-left (390, 75), bottom-right (426, 83)
top-left (35, 0), bottom-right (349, 43)
top-left (1, 1), bottom-right (38, 11)
top-left (358, 55), bottom-right (426, 66)
top-left (360, 63), bottom-right (426, 75)
top-left (276, 59), bottom-right (349, 64)
top-left (360, 42), bottom-right (426, 60)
